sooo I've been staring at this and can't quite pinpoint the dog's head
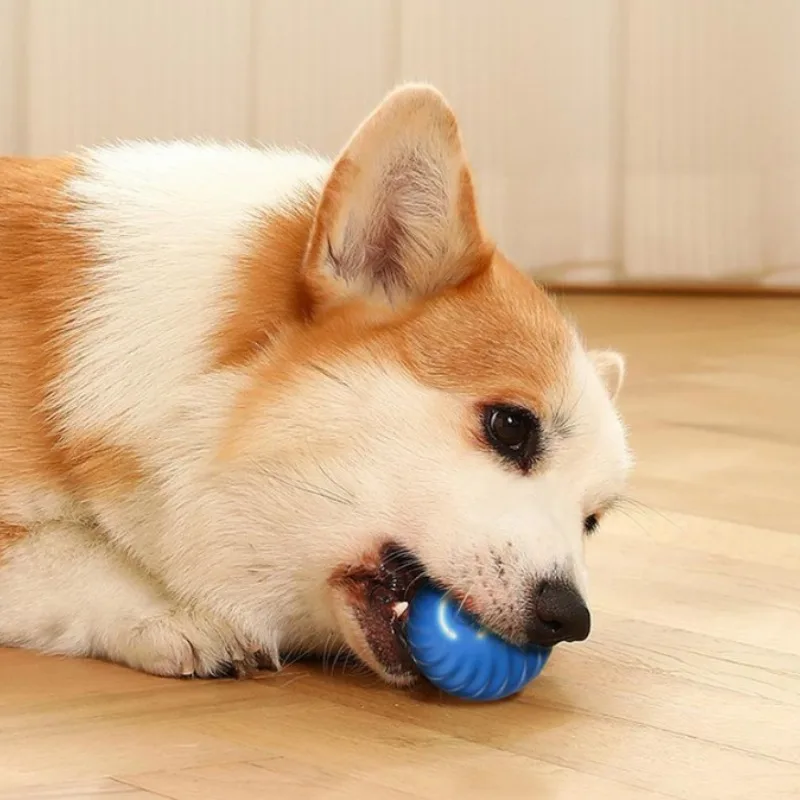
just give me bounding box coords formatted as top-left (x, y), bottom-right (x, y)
top-left (214, 85), bottom-right (631, 683)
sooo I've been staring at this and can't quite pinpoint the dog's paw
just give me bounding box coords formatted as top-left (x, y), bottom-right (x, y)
top-left (117, 610), bottom-right (256, 679)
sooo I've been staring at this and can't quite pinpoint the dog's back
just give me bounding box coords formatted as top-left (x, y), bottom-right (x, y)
top-left (0, 146), bottom-right (328, 525)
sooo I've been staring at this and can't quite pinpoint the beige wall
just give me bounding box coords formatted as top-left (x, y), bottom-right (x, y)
top-left (1, 0), bottom-right (798, 289)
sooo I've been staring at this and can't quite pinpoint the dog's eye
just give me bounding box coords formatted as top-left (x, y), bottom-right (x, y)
top-left (483, 404), bottom-right (541, 471)
top-left (583, 514), bottom-right (599, 534)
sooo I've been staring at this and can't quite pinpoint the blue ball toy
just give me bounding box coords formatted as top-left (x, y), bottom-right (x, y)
top-left (406, 585), bottom-right (551, 701)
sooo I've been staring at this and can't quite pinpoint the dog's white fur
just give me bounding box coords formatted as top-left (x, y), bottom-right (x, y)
top-left (0, 85), bottom-right (630, 682)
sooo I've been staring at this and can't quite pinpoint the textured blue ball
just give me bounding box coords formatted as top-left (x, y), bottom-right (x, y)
top-left (407, 585), bottom-right (551, 701)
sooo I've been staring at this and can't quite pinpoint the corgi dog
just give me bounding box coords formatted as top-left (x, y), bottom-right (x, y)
top-left (0, 85), bottom-right (630, 684)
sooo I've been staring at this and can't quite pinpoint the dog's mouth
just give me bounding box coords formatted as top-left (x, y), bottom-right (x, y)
top-left (330, 544), bottom-right (427, 683)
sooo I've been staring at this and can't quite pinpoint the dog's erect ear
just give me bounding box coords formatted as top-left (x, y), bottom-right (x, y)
top-left (303, 84), bottom-right (491, 309)
top-left (590, 350), bottom-right (626, 400)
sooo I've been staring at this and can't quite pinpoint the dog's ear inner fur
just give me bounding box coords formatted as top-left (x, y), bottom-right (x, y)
top-left (303, 84), bottom-right (492, 310)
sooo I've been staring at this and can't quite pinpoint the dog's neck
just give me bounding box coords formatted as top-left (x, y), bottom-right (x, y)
top-left (213, 183), bottom-right (323, 370)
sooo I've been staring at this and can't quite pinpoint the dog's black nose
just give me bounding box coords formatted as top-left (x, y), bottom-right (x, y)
top-left (527, 580), bottom-right (591, 646)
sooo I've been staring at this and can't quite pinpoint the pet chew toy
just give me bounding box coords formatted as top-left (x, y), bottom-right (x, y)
top-left (406, 585), bottom-right (551, 701)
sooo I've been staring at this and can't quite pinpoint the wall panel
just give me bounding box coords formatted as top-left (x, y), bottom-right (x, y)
top-left (252, 0), bottom-right (395, 156)
top-left (26, 0), bottom-right (252, 154)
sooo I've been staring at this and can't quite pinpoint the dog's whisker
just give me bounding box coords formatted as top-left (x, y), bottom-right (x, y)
top-left (275, 671), bottom-right (311, 689)
top-left (457, 581), bottom-right (476, 616)
top-left (612, 506), bottom-right (654, 536)
top-left (256, 466), bottom-right (354, 506)
top-left (314, 461), bottom-right (356, 502)
top-left (404, 571), bottom-right (428, 596)
top-left (307, 362), bottom-right (357, 394)
top-left (615, 496), bottom-right (682, 529)
top-left (335, 643), bottom-right (352, 676)
top-left (278, 646), bottom-right (315, 671)
top-left (320, 632), bottom-right (335, 674)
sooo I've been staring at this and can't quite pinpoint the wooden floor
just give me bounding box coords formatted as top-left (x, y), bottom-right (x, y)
top-left (1, 295), bottom-right (799, 800)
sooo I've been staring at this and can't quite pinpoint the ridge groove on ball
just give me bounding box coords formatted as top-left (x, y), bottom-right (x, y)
top-left (406, 585), bottom-right (552, 701)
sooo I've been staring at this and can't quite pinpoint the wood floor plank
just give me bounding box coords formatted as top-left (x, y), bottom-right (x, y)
top-left (0, 778), bottom-right (168, 799)
top-left (189, 699), bottom-right (800, 800)
top-left (120, 761), bottom-right (424, 800)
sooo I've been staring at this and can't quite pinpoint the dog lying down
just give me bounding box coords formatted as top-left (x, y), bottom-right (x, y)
top-left (0, 85), bottom-right (630, 685)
